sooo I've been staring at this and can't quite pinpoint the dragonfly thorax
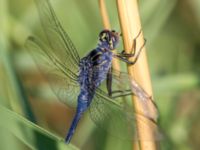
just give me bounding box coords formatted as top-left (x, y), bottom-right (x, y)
top-left (98, 30), bottom-right (119, 50)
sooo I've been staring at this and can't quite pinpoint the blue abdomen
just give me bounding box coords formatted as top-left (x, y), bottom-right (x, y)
top-left (79, 48), bottom-right (112, 87)
top-left (66, 48), bottom-right (113, 143)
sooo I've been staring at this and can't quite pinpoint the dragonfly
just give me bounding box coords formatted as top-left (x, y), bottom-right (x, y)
top-left (26, 0), bottom-right (160, 144)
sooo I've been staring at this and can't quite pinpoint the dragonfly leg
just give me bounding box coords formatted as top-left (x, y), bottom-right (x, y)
top-left (115, 28), bottom-right (147, 65)
top-left (121, 28), bottom-right (142, 56)
top-left (115, 39), bottom-right (146, 65)
top-left (109, 89), bottom-right (133, 99)
top-left (106, 67), bottom-right (133, 98)
top-left (106, 67), bottom-right (112, 96)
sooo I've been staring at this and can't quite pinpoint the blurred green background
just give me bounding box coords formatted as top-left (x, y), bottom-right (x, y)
top-left (0, 0), bottom-right (200, 150)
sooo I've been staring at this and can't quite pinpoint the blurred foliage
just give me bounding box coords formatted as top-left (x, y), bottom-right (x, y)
top-left (0, 0), bottom-right (200, 149)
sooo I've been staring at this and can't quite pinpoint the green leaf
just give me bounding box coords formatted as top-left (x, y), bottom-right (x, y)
top-left (0, 105), bottom-right (79, 150)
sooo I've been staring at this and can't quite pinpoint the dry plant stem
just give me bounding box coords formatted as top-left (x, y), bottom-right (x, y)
top-left (116, 0), bottom-right (158, 150)
top-left (99, 0), bottom-right (120, 71)
top-left (99, 0), bottom-right (111, 29)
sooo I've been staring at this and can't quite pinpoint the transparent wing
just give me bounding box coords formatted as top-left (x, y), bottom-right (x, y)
top-left (90, 69), bottom-right (161, 141)
top-left (25, 36), bottom-right (79, 107)
top-left (34, 0), bottom-right (80, 74)
top-left (47, 69), bottom-right (80, 107)
top-left (111, 69), bottom-right (158, 119)
top-left (90, 89), bottom-right (162, 141)
top-left (97, 69), bottom-right (158, 119)
top-left (25, 0), bottom-right (82, 107)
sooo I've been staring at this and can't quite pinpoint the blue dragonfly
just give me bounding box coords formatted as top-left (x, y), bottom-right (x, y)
top-left (26, 0), bottom-right (159, 144)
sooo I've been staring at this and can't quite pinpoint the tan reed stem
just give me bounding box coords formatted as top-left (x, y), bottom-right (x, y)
top-left (116, 0), bottom-right (159, 149)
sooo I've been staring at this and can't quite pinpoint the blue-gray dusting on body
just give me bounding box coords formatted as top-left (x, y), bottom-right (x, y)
top-left (65, 30), bottom-right (119, 143)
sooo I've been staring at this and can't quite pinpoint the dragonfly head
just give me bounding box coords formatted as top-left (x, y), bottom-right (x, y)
top-left (98, 30), bottom-right (120, 50)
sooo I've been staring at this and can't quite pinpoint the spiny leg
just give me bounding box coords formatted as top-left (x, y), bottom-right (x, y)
top-left (107, 30), bottom-right (144, 97)
top-left (119, 39), bottom-right (146, 65)
top-left (116, 39), bottom-right (146, 65)
top-left (121, 28), bottom-right (142, 56)
top-left (106, 67), bottom-right (133, 98)
top-left (106, 67), bottom-right (112, 96)
top-left (110, 89), bottom-right (133, 99)
top-left (115, 29), bottom-right (146, 65)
